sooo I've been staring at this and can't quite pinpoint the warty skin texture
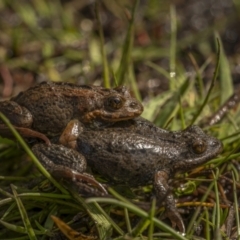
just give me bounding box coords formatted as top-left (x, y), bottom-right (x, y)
top-left (0, 81), bottom-right (143, 137)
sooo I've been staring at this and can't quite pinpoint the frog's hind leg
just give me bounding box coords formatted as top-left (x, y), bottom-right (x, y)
top-left (52, 168), bottom-right (107, 195)
top-left (0, 125), bottom-right (50, 145)
top-left (0, 101), bottom-right (33, 127)
top-left (0, 101), bottom-right (51, 143)
top-left (32, 143), bottom-right (107, 195)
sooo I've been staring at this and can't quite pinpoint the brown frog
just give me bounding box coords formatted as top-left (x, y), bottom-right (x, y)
top-left (32, 118), bottom-right (223, 232)
top-left (0, 81), bottom-right (143, 138)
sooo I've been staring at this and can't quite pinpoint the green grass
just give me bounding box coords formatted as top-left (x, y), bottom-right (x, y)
top-left (0, 0), bottom-right (240, 239)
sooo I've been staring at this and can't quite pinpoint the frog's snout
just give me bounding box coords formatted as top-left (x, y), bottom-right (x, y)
top-left (210, 138), bottom-right (223, 154)
top-left (210, 139), bottom-right (219, 147)
top-left (128, 100), bottom-right (144, 113)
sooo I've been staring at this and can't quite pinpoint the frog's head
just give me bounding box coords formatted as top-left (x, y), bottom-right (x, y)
top-left (172, 125), bottom-right (223, 172)
top-left (101, 86), bottom-right (144, 121)
top-left (80, 86), bottom-right (143, 123)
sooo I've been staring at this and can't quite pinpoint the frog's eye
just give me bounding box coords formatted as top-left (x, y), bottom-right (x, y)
top-left (192, 140), bottom-right (206, 154)
top-left (105, 96), bottom-right (124, 110)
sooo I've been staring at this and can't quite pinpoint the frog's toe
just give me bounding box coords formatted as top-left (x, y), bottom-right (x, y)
top-left (52, 169), bottom-right (108, 195)
top-left (165, 209), bottom-right (185, 233)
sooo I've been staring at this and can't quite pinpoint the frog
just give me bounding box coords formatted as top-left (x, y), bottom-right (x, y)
top-left (0, 81), bottom-right (143, 139)
top-left (31, 118), bottom-right (223, 232)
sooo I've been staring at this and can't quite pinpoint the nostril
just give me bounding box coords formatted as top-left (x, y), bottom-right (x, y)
top-left (130, 102), bottom-right (137, 108)
top-left (210, 140), bottom-right (222, 148)
top-left (210, 140), bottom-right (218, 146)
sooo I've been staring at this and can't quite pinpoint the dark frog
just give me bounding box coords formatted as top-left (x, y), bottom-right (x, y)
top-left (0, 81), bottom-right (143, 138)
top-left (32, 118), bottom-right (223, 232)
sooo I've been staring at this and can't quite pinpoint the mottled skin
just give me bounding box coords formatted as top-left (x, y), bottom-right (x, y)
top-left (32, 143), bottom-right (107, 195)
top-left (32, 118), bottom-right (223, 232)
top-left (75, 124), bottom-right (222, 186)
top-left (0, 81), bottom-right (143, 137)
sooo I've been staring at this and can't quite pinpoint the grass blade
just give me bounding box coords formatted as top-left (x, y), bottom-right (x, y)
top-left (11, 185), bottom-right (37, 240)
top-left (116, 0), bottom-right (139, 85)
top-left (68, 188), bottom-right (113, 240)
top-left (154, 78), bottom-right (190, 127)
top-left (212, 169), bottom-right (222, 240)
top-left (190, 38), bottom-right (221, 125)
top-left (86, 197), bottom-right (188, 240)
top-left (124, 208), bottom-right (132, 234)
top-left (95, 1), bottom-right (110, 88)
top-left (232, 171), bottom-right (240, 237)
top-left (148, 198), bottom-right (156, 240)
top-left (169, 5), bottom-right (177, 90)
top-left (215, 32), bottom-right (233, 104)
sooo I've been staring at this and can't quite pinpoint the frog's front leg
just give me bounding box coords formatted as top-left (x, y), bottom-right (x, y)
top-left (0, 101), bottom-right (33, 127)
top-left (154, 171), bottom-right (185, 233)
top-left (32, 143), bottom-right (107, 195)
top-left (59, 119), bottom-right (83, 149)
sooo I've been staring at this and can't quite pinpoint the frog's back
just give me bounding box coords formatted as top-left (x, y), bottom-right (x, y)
top-left (12, 81), bottom-right (103, 103)
top-left (77, 130), bottom-right (179, 186)
top-left (11, 82), bottom-right (102, 136)
top-left (77, 126), bottom-right (222, 187)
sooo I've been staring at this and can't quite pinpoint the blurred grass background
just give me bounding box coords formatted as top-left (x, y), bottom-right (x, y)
top-left (0, 0), bottom-right (240, 239)
top-left (0, 0), bottom-right (240, 127)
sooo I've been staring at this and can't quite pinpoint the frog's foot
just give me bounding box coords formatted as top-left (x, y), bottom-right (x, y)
top-left (154, 171), bottom-right (185, 233)
top-left (59, 119), bottom-right (84, 149)
top-left (32, 143), bottom-right (107, 195)
top-left (0, 124), bottom-right (50, 145)
top-left (165, 203), bottom-right (185, 233)
top-left (0, 100), bottom-right (33, 127)
top-left (52, 168), bottom-right (107, 195)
